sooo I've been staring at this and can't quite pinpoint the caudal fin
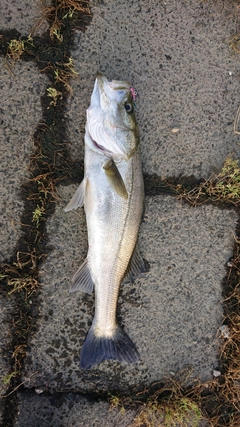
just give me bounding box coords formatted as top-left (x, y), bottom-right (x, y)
top-left (80, 324), bottom-right (140, 369)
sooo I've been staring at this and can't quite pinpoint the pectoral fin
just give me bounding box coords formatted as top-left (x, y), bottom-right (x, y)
top-left (103, 159), bottom-right (128, 199)
top-left (64, 179), bottom-right (86, 212)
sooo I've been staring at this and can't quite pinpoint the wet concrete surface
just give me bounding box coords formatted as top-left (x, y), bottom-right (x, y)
top-left (0, 0), bottom-right (50, 36)
top-left (22, 189), bottom-right (237, 394)
top-left (15, 390), bottom-right (138, 427)
top-left (67, 0), bottom-right (240, 178)
top-left (0, 60), bottom-right (48, 263)
top-left (0, 0), bottom-right (240, 425)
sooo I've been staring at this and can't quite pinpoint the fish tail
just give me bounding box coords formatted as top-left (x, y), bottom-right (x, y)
top-left (80, 324), bottom-right (140, 370)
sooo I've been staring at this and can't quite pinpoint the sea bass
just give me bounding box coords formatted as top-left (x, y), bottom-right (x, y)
top-left (65, 74), bottom-right (144, 369)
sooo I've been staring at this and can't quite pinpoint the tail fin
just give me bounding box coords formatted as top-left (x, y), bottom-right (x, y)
top-left (80, 324), bottom-right (140, 370)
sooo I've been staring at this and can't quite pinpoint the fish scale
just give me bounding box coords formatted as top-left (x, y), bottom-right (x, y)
top-left (65, 74), bottom-right (144, 369)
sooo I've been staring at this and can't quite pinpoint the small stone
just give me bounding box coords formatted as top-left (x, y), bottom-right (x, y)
top-left (213, 370), bottom-right (221, 377)
top-left (169, 370), bottom-right (175, 376)
top-left (171, 127), bottom-right (180, 133)
top-left (35, 387), bottom-right (45, 394)
top-left (219, 325), bottom-right (230, 339)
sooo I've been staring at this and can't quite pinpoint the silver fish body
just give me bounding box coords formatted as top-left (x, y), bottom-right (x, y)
top-left (65, 75), bottom-right (144, 369)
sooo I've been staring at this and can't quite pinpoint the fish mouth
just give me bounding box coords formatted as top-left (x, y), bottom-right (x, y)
top-left (96, 73), bottom-right (131, 103)
top-left (86, 74), bottom-right (132, 159)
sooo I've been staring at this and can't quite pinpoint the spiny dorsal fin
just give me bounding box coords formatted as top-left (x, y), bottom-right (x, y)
top-left (103, 159), bottom-right (128, 199)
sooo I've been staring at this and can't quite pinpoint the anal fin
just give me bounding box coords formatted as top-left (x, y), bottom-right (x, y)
top-left (70, 259), bottom-right (94, 295)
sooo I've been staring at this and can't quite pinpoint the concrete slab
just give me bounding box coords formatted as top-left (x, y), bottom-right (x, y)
top-left (0, 59), bottom-right (48, 423)
top-left (15, 390), bottom-right (209, 427)
top-left (67, 0), bottom-right (240, 178)
top-left (0, 60), bottom-right (48, 262)
top-left (15, 391), bottom-right (138, 427)
top-left (0, 0), bottom-right (50, 36)
top-left (0, 0), bottom-right (239, 424)
top-left (0, 293), bottom-right (16, 425)
top-left (22, 188), bottom-right (237, 393)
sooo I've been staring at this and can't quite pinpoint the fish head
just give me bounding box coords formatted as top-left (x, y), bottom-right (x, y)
top-left (85, 74), bottom-right (138, 160)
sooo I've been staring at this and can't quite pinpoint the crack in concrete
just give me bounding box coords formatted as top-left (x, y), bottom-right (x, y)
top-left (0, 2), bottom-right (240, 426)
top-left (0, 4), bottom-right (92, 425)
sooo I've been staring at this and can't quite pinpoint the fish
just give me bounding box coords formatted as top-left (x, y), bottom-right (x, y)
top-left (65, 74), bottom-right (144, 370)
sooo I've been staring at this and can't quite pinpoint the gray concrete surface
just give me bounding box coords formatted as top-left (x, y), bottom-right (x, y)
top-left (0, 60), bottom-right (48, 262)
top-left (0, 0), bottom-right (50, 36)
top-left (0, 0), bottom-right (240, 425)
top-left (21, 190), bottom-right (237, 393)
top-left (67, 0), bottom-right (240, 178)
top-left (15, 390), bottom-right (210, 427)
top-left (16, 391), bottom-right (138, 427)
top-left (0, 58), bottom-right (48, 423)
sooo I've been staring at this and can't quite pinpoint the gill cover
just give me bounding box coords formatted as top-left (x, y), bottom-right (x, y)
top-left (86, 74), bottom-right (138, 160)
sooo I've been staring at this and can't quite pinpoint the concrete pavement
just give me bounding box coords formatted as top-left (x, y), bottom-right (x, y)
top-left (0, 0), bottom-right (239, 425)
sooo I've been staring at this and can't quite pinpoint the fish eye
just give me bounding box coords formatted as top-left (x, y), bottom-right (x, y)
top-left (124, 103), bottom-right (134, 113)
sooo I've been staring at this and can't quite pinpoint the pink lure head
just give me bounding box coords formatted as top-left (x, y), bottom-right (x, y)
top-left (130, 87), bottom-right (137, 101)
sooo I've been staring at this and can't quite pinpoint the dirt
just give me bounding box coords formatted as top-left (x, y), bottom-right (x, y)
top-left (0, 1), bottom-right (240, 426)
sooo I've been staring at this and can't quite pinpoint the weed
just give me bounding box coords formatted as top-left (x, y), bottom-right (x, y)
top-left (234, 106), bottom-right (240, 134)
top-left (32, 204), bottom-right (45, 228)
top-left (3, 372), bottom-right (17, 386)
top-left (32, 174), bottom-right (59, 202)
top-left (62, 8), bottom-right (75, 19)
top-left (29, 174), bottom-right (59, 228)
top-left (7, 39), bottom-right (25, 62)
top-left (7, 275), bottom-right (39, 295)
top-left (1, 251), bottom-right (40, 295)
top-left (47, 87), bottom-right (63, 106)
top-left (229, 33), bottom-right (240, 135)
top-left (229, 32), bottom-right (240, 54)
top-left (131, 390), bottom-right (202, 427)
top-left (108, 393), bottom-right (121, 409)
top-left (179, 157), bottom-right (240, 206)
top-left (52, 28), bottom-right (64, 42)
top-left (53, 57), bottom-right (78, 92)
top-left (108, 393), bottom-right (126, 414)
top-left (11, 345), bottom-right (27, 374)
top-left (219, 242), bottom-right (240, 413)
top-left (38, 0), bottom-right (91, 42)
top-left (40, 56), bottom-right (79, 93)
top-left (5, 35), bottom-right (35, 74)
